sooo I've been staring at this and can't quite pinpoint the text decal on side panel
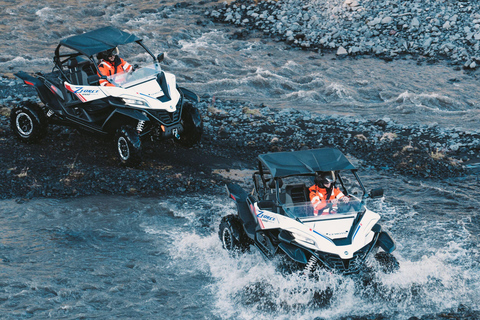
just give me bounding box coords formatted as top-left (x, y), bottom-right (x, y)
top-left (65, 83), bottom-right (107, 102)
top-left (256, 209), bottom-right (277, 229)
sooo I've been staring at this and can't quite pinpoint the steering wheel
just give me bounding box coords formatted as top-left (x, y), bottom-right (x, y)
top-left (326, 203), bottom-right (336, 214)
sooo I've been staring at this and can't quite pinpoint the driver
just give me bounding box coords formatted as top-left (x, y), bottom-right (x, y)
top-left (309, 171), bottom-right (349, 216)
top-left (97, 47), bottom-right (133, 86)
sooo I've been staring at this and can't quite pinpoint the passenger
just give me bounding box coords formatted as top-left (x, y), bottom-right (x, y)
top-left (309, 171), bottom-right (349, 215)
top-left (96, 48), bottom-right (132, 86)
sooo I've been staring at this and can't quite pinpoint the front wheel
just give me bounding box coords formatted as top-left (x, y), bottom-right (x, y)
top-left (176, 102), bottom-right (203, 147)
top-left (375, 251), bottom-right (399, 273)
top-left (219, 215), bottom-right (249, 253)
top-left (115, 125), bottom-right (142, 166)
top-left (10, 102), bottom-right (48, 143)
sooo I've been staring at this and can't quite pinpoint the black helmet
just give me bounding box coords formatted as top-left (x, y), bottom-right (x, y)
top-left (314, 171), bottom-right (335, 187)
top-left (97, 47), bottom-right (118, 60)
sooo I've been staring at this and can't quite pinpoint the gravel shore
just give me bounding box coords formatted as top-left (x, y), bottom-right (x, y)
top-left (1, 78), bottom-right (479, 200)
top-left (208, 0), bottom-right (480, 69)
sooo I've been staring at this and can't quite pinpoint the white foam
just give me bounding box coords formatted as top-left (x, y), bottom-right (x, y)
top-left (0, 56), bottom-right (51, 70)
top-left (152, 192), bottom-right (480, 319)
top-left (323, 82), bottom-right (355, 101)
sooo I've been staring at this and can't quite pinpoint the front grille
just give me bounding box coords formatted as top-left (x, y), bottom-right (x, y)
top-left (316, 241), bottom-right (374, 274)
top-left (147, 105), bottom-right (182, 126)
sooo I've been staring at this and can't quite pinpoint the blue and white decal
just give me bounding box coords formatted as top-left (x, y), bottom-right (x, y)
top-left (254, 207), bottom-right (279, 230)
top-left (257, 211), bottom-right (276, 222)
top-left (65, 83), bottom-right (107, 102)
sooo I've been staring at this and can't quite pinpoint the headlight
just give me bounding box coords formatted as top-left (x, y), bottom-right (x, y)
top-left (293, 233), bottom-right (316, 246)
top-left (122, 97), bottom-right (148, 107)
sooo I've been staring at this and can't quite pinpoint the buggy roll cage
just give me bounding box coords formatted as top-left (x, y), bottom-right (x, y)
top-left (51, 26), bottom-right (163, 85)
top-left (252, 165), bottom-right (367, 207)
top-left (252, 148), bottom-right (368, 206)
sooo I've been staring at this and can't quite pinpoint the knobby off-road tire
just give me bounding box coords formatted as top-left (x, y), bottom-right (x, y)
top-left (218, 215), bottom-right (249, 253)
top-left (375, 251), bottom-right (400, 273)
top-left (115, 125), bottom-right (142, 167)
top-left (10, 102), bottom-right (48, 143)
top-left (176, 102), bottom-right (203, 147)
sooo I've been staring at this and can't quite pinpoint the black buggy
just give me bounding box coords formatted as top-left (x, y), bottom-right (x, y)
top-left (11, 26), bottom-right (203, 166)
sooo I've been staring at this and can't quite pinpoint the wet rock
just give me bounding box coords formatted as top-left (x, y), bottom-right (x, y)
top-left (374, 119), bottom-right (388, 129)
top-left (337, 46), bottom-right (348, 56)
top-left (217, 125), bottom-right (230, 139)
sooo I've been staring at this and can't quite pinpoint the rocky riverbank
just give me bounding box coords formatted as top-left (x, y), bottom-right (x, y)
top-left (1, 0), bottom-right (480, 200)
top-left (1, 72), bottom-right (479, 200)
top-left (208, 0), bottom-right (480, 70)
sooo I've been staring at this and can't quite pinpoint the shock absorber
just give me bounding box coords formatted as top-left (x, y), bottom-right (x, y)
top-left (304, 255), bottom-right (318, 274)
top-left (136, 120), bottom-right (145, 133)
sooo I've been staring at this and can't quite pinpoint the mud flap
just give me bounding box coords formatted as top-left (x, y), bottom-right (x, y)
top-left (278, 243), bottom-right (308, 264)
top-left (377, 231), bottom-right (396, 253)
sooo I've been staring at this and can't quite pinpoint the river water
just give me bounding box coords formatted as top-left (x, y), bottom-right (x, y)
top-left (1, 0), bottom-right (479, 319)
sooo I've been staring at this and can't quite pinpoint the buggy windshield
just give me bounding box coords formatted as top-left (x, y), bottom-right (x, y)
top-left (106, 63), bottom-right (161, 88)
top-left (283, 197), bottom-right (364, 221)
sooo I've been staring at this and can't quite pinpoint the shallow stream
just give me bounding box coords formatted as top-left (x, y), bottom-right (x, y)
top-left (1, 0), bottom-right (479, 319)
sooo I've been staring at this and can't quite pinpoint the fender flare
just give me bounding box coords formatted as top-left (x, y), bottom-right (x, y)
top-left (377, 231), bottom-right (396, 253)
top-left (15, 71), bottom-right (59, 107)
top-left (177, 87), bottom-right (199, 103)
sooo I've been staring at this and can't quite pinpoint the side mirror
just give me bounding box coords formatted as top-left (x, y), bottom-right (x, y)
top-left (369, 188), bottom-right (384, 198)
top-left (157, 53), bottom-right (164, 63)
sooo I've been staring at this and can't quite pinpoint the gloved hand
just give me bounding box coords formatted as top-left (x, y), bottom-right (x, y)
top-left (341, 196), bottom-right (350, 203)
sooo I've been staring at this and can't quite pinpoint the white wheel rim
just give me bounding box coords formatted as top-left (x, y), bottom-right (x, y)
top-left (117, 136), bottom-right (130, 161)
top-left (222, 227), bottom-right (233, 250)
top-left (16, 112), bottom-right (33, 137)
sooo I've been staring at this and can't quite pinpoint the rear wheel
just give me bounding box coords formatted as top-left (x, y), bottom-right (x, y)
top-left (219, 215), bottom-right (249, 252)
top-left (176, 102), bottom-right (203, 147)
top-left (115, 125), bottom-right (142, 166)
top-left (10, 102), bottom-right (48, 143)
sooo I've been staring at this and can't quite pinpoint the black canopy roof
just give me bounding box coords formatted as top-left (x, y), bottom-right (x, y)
top-left (58, 27), bottom-right (142, 57)
top-left (258, 148), bottom-right (356, 178)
